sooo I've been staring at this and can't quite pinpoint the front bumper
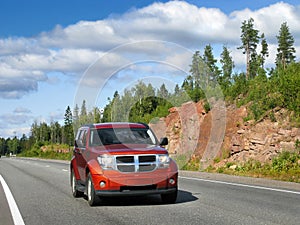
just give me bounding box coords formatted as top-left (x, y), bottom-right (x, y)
top-left (91, 168), bottom-right (178, 196)
top-left (95, 187), bottom-right (177, 197)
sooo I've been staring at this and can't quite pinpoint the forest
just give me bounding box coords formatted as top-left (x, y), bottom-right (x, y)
top-left (1, 18), bottom-right (299, 157)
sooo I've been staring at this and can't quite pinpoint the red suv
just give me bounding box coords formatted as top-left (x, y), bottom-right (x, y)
top-left (70, 122), bottom-right (178, 206)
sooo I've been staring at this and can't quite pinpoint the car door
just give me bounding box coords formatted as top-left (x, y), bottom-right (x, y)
top-left (74, 129), bottom-right (88, 183)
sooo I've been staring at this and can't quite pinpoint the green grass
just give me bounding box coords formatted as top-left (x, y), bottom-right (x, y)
top-left (175, 149), bottom-right (300, 183)
top-left (208, 150), bottom-right (300, 183)
top-left (18, 143), bottom-right (73, 161)
top-left (172, 153), bottom-right (200, 171)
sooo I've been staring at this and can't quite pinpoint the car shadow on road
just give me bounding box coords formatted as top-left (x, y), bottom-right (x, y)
top-left (176, 190), bottom-right (199, 203)
top-left (88, 190), bottom-right (198, 207)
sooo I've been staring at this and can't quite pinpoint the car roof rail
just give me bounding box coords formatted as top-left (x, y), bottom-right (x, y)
top-left (138, 122), bottom-right (149, 129)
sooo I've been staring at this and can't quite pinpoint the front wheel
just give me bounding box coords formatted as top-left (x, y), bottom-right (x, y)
top-left (161, 189), bottom-right (178, 204)
top-left (86, 173), bottom-right (100, 206)
top-left (71, 169), bottom-right (83, 198)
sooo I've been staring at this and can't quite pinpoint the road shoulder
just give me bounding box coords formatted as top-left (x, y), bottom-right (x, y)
top-left (179, 170), bottom-right (300, 192)
top-left (0, 177), bottom-right (14, 225)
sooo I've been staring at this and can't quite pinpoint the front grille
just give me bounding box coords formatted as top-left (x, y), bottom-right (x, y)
top-left (139, 155), bottom-right (156, 163)
top-left (117, 165), bottom-right (135, 172)
top-left (117, 156), bottom-right (134, 163)
top-left (115, 155), bottom-right (157, 173)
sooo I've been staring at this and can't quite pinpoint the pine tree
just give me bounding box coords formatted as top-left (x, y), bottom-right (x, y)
top-left (93, 107), bottom-right (101, 123)
top-left (31, 121), bottom-right (39, 143)
top-left (238, 18), bottom-right (260, 79)
top-left (220, 46), bottom-right (234, 86)
top-left (64, 106), bottom-right (74, 147)
top-left (121, 89), bottom-right (134, 121)
top-left (174, 84), bottom-right (180, 96)
top-left (189, 51), bottom-right (202, 88)
top-left (276, 22), bottom-right (296, 69)
top-left (102, 98), bottom-right (112, 122)
top-left (80, 100), bottom-right (88, 125)
top-left (40, 122), bottom-right (50, 142)
top-left (259, 33), bottom-right (269, 69)
top-left (72, 104), bottom-right (80, 132)
top-left (203, 44), bottom-right (221, 83)
top-left (111, 91), bottom-right (121, 121)
top-left (50, 122), bottom-right (62, 144)
top-left (80, 100), bottom-right (87, 117)
top-left (157, 84), bottom-right (169, 99)
top-left (189, 51), bottom-right (206, 102)
top-left (73, 104), bottom-right (79, 122)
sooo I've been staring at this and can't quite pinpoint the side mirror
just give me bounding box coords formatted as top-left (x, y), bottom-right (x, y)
top-left (159, 137), bottom-right (168, 146)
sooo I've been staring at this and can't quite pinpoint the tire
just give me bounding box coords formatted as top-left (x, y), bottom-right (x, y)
top-left (161, 189), bottom-right (178, 204)
top-left (86, 173), bottom-right (100, 206)
top-left (71, 169), bottom-right (83, 198)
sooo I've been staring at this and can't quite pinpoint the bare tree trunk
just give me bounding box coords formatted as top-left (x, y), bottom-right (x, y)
top-left (246, 44), bottom-right (250, 80)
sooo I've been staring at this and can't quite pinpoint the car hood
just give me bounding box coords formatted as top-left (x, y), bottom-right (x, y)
top-left (91, 144), bottom-right (168, 155)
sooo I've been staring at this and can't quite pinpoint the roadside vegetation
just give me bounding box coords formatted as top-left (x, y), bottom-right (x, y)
top-left (176, 142), bottom-right (300, 183)
top-left (18, 143), bottom-right (72, 161)
top-left (1, 18), bottom-right (299, 182)
top-left (206, 149), bottom-right (300, 183)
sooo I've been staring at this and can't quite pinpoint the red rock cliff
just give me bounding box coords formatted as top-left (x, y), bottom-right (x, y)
top-left (150, 101), bottom-right (300, 169)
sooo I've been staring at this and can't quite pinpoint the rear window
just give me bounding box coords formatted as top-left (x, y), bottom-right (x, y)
top-left (89, 128), bottom-right (157, 146)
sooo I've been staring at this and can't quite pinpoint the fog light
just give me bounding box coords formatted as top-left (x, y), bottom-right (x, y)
top-left (100, 181), bottom-right (106, 188)
top-left (169, 178), bottom-right (175, 185)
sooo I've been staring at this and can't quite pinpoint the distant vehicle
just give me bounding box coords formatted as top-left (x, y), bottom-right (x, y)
top-left (70, 122), bottom-right (178, 206)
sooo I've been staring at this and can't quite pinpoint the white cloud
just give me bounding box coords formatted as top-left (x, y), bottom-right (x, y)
top-left (13, 107), bottom-right (32, 114)
top-left (231, 2), bottom-right (300, 44)
top-left (0, 107), bottom-right (33, 137)
top-left (112, 1), bottom-right (234, 45)
top-left (0, 37), bottom-right (46, 55)
top-left (39, 22), bottom-right (127, 50)
top-left (164, 51), bottom-right (192, 72)
top-left (48, 48), bottom-right (103, 73)
top-left (0, 1), bottom-right (300, 101)
top-left (0, 78), bottom-right (39, 99)
top-left (1, 48), bottom-right (102, 73)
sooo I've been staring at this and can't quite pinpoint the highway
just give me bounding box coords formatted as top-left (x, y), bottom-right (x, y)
top-left (0, 157), bottom-right (300, 225)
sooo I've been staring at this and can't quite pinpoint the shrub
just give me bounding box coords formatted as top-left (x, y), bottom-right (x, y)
top-left (182, 157), bottom-right (200, 171)
top-left (204, 101), bottom-right (211, 113)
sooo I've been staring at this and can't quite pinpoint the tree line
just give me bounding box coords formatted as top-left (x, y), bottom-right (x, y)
top-left (0, 18), bottom-right (298, 156)
top-left (103, 18), bottom-right (298, 122)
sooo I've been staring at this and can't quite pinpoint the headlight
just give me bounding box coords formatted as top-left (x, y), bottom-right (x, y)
top-left (158, 154), bottom-right (170, 168)
top-left (97, 155), bottom-right (115, 170)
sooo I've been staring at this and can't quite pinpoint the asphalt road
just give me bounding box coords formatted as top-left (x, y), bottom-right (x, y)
top-left (0, 157), bottom-right (300, 225)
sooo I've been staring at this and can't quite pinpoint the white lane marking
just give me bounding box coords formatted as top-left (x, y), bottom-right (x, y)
top-left (179, 176), bottom-right (300, 195)
top-left (0, 175), bottom-right (25, 225)
top-left (62, 169), bottom-right (68, 172)
top-left (45, 165), bottom-right (50, 168)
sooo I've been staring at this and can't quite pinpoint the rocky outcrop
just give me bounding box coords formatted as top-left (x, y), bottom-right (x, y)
top-left (151, 101), bottom-right (201, 156)
top-left (227, 110), bottom-right (300, 165)
top-left (150, 101), bottom-right (300, 169)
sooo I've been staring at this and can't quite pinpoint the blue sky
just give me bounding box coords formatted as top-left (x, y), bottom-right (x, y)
top-left (1, 0), bottom-right (298, 37)
top-left (0, 0), bottom-right (299, 138)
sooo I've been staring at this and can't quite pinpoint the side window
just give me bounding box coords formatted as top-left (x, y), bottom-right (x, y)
top-left (76, 129), bottom-right (87, 148)
top-left (90, 129), bottom-right (102, 146)
top-left (75, 130), bottom-right (82, 147)
top-left (81, 130), bottom-right (87, 148)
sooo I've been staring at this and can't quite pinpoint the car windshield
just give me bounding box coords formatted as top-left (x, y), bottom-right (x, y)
top-left (89, 128), bottom-right (157, 146)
